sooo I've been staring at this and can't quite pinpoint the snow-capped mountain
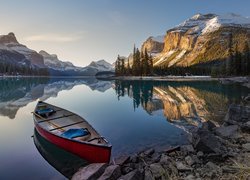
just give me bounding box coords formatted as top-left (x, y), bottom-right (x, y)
top-left (39, 50), bottom-right (83, 72)
top-left (81, 60), bottom-right (114, 76)
top-left (0, 33), bottom-right (45, 67)
top-left (0, 32), bottom-right (113, 76)
top-left (171, 13), bottom-right (250, 35)
top-left (141, 13), bottom-right (250, 67)
top-left (39, 50), bottom-right (113, 76)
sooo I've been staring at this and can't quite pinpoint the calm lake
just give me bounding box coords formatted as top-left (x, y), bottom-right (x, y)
top-left (0, 77), bottom-right (249, 179)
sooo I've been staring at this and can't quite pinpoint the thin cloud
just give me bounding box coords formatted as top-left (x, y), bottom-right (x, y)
top-left (24, 32), bottom-right (85, 42)
top-left (108, 11), bottom-right (126, 25)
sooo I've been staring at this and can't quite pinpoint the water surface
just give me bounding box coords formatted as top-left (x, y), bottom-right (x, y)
top-left (0, 77), bottom-right (248, 179)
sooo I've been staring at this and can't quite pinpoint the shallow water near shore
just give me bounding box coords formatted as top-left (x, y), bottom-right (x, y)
top-left (0, 77), bottom-right (249, 179)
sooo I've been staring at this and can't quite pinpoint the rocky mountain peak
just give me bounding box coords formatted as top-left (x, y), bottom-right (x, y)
top-left (0, 32), bottom-right (19, 44)
top-left (141, 35), bottom-right (165, 54)
top-left (145, 13), bottom-right (250, 67)
top-left (39, 50), bottom-right (58, 60)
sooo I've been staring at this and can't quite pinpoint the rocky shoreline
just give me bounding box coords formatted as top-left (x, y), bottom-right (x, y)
top-left (72, 96), bottom-right (250, 180)
top-left (103, 76), bottom-right (216, 82)
top-left (219, 76), bottom-right (250, 89)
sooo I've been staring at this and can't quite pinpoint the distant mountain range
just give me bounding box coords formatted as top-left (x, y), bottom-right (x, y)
top-left (140, 13), bottom-right (250, 67)
top-left (0, 33), bottom-right (113, 76)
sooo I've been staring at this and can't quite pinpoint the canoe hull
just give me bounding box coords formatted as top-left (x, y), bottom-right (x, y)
top-left (35, 122), bottom-right (111, 163)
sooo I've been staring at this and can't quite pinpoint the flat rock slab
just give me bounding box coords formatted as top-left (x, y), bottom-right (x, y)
top-left (98, 165), bottom-right (121, 180)
top-left (225, 105), bottom-right (250, 124)
top-left (242, 143), bottom-right (250, 151)
top-left (72, 163), bottom-right (107, 180)
top-left (180, 145), bottom-right (195, 153)
top-left (114, 156), bottom-right (130, 166)
top-left (176, 162), bottom-right (193, 171)
top-left (215, 125), bottom-right (239, 138)
top-left (193, 129), bottom-right (227, 154)
top-left (118, 170), bottom-right (143, 180)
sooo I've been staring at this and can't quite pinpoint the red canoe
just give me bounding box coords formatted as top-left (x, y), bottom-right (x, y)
top-left (33, 101), bottom-right (112, 163)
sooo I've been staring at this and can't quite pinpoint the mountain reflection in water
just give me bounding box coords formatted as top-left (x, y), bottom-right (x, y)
top-left (114, 80), bottom-right (249, 129)
top-left (0, 77), bottom-right (112, 119)
top-left (0, 77), bottom-right (249, 179)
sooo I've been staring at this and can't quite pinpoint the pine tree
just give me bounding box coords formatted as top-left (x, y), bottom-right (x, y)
top-left (132, 45), bottom-right (137, 76)
top-left (127, 58), bottom-right (131, 75)
top-left (135, 48), bottom-right (141, 76)
top-left (121, 58), bottom-right (125, 76)
top-left (115, 59), bottom-right (118, 75)
top-left (242, 42), bottom-right (250, 75)
top-left (234, 46), bottom-right (242, 76)
top-left (144, 48), bottom-right (150, 75)
top-left (149, 54), bottom-right (153, 75)
top-left (226, 33), bottom-right (234, 76)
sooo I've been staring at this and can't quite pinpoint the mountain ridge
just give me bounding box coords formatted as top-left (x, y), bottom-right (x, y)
top-left (0, 33), bottom-right (113, 76)
top-left (150, 13), bottom-right (250, 67)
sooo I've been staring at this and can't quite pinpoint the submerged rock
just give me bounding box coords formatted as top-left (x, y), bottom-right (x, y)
top-left (114, 156), bottom-right (130, 166)
top-left (72, 163), bottom-right (107, 180)
top-left (142, 148), bottom-right (155, 157)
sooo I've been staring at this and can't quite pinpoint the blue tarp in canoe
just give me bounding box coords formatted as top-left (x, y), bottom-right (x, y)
top-left (61, 128), bottom-right (90, 139)
top-left (36, 108), bottom-right (55, 115)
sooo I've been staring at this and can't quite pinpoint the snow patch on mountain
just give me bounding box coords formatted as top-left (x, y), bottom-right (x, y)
top-left (168, 50), bottom-right (186, 67)
top-left (84, 59), bottom-right (114, 72)
top-left (172, 13), bottom-right (250, 36)
top-left (39, 50), bottom-right (81, 71)
top-left (154, 50), bottom-right (177, 66)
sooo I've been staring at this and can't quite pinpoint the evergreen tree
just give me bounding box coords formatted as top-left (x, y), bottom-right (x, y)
top-left (127, 58), bottom-right (131, 75)
top-left (135, 48), bottom-right (141, 76)
top-left (242, 42), bottom-right (250, 75)
top-left (226, 33), bottom-right (234, 76)
top-left (121, 57), bottom-right (125, 76)
top-left (149, 54), bottom-right (153, 75)
top-left (234, 46), bottom-right (242, 75)
top-left (132, 45), bottom-right (137, 75)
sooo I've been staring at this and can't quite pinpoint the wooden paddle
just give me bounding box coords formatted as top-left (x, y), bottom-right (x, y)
top-left (32, 112), bottom-right (65, 132)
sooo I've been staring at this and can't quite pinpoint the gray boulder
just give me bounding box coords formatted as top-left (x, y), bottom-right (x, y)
top-left (149, 163), bottom-right (169, 179)
top-left (242, 143), bottom-right (250, 151)
top-left (98, 165), bottom-right (121, 180)
top-left (114, 156), bottom-right (130, 166)
top-left (118, 170), bottom-right (143, 180)
top-left (72, 163), bottom-right (107, 180)
top-left (176, 162), bottom-right (193, 172)
top-left (225, 104), bottom-right (250, 125)
top-left (192, 129), bottom-right (227, 154)
top-left (214, 125), bottom-right (239, 139)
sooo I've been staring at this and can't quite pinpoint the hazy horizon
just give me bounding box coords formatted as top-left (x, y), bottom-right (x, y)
top-left (0, 0), bottom-right (249, 67)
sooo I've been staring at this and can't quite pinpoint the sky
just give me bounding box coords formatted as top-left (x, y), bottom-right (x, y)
top-left (0, 0), bottom-right (249, 66)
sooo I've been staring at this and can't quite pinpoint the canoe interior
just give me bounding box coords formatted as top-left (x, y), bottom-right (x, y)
top-left (33, 101), bottom-right (110, 147)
